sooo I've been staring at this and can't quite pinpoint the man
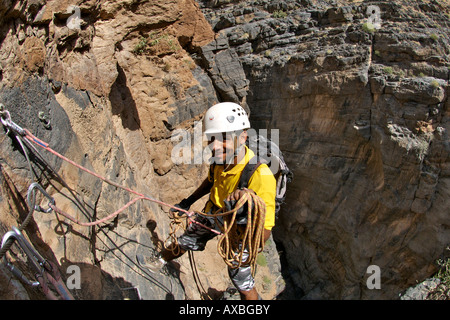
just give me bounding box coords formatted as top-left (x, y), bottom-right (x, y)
top-left (142, 102), bottom-right (276, 300)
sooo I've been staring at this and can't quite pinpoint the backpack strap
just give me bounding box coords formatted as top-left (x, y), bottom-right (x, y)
top-left (238, 160), bottom-right (262, 190)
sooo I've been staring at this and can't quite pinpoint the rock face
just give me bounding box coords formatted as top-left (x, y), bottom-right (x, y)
top-left (0, 0), bottom-right (448, 300)
top-left (0, 0), bottom-right (283, 300)
top-left (197, 0), bottom-right (450, 299)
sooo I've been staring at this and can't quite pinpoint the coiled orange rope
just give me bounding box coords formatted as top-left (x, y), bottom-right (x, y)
top-left (198, 189), bottom-right (266, 276)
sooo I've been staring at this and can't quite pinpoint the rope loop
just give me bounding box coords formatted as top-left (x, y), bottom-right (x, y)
top-left (167, 189), bottom-right (267, 276)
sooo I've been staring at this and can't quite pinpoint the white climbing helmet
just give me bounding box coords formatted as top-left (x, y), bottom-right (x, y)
top-left (203, 102), bottom-right (251, 135)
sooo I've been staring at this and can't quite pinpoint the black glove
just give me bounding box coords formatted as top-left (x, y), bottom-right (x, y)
top-left (223, 198), bottom-right (250, 225)
top-left (170, 198), bottom-right (192, 216)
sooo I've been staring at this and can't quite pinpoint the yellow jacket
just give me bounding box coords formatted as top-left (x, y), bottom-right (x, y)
top-left (206, 146), bottom-right (276, 230)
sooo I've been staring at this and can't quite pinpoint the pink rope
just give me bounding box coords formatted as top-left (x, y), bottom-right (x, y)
top-left (23, 130), bottom-right (222, 235)
top-left (49, 196), bottom-right (144, 227)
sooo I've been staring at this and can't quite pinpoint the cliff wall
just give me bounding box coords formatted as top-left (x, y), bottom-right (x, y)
top-left (0, 0), bottom-right (448, 300)
top-left (198, 0), bottom-right (450, 299)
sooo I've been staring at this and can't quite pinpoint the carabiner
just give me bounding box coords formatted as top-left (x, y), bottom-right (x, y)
top-left (1, 227), bottom-right (74, 300)
top-left (1, 227), bottom-right (51, 276)
top-left (1, 228), bottom-right (43, 288)
top-left (27, 182), bottom-right (55, 213)
top-left (0, 108), bottom-right (26, 136)
top-left (3, 259), bottom-right (41, 287)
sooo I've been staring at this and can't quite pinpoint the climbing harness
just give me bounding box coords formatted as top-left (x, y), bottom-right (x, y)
top-left (1, 226), bottom-right (74, 300)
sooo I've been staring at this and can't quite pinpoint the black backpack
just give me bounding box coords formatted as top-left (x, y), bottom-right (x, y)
top-left (238, 133), bottom-right (293, 218)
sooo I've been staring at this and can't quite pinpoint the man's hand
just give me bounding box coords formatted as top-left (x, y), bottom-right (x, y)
top-left (228, 189), bottom-right (271, 243)
top-left (225, 188), bottom-right (255, 202)
top-left (223, 188), bottom-right (256, 223)
top-left (169, 198), bottom-right (191, 218)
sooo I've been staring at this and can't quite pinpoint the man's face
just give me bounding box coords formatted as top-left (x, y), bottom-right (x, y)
top-left (206, 131), bottom-right (247, 164)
